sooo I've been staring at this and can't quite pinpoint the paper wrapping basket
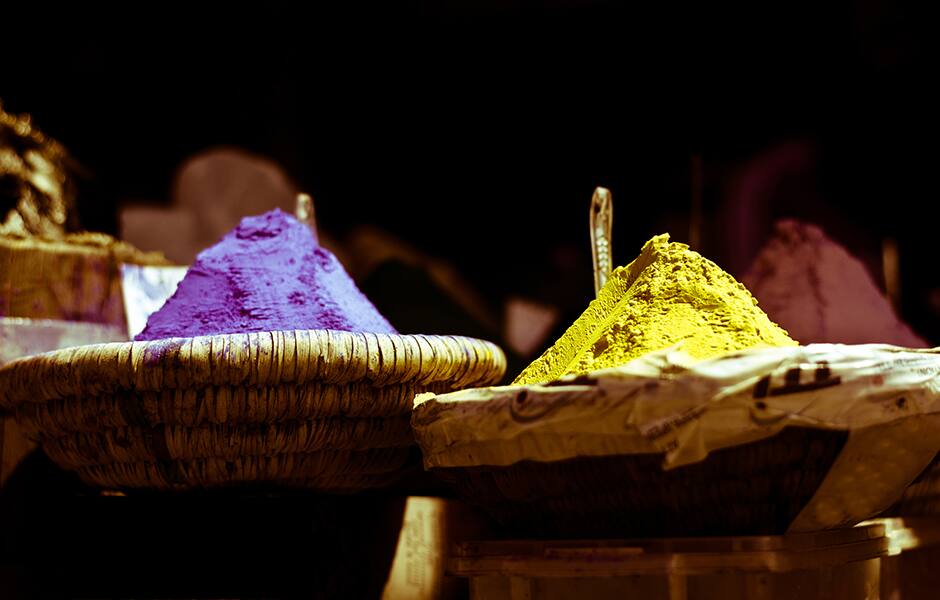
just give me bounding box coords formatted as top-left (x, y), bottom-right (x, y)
top-left (0, 329), bottom-right (505, 491)
top-left (887, 447), bottom-right (940, 515)
top-left (413, 344), bottom-right (940, 537)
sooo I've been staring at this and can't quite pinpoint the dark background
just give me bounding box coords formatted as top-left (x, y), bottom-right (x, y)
top-left (1, 4), bottom-right (939, 597)
top-left (3, 1), bottom-right (937, 339)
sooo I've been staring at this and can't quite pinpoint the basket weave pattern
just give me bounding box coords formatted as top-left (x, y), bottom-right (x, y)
top-left (0, 329), bottom-right (505, 490)
top-left (887, 452), bottom-right (940, 516)
top-left (434, 427), bottom-right (848, 538)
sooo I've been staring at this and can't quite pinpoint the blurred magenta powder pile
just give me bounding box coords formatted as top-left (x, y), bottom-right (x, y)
top-left (135, 209), bottom-right (396, 340)
top-left (742, 219), bottom-right (926, 347)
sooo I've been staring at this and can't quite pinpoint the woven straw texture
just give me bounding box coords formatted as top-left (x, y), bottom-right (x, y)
top-left (0, 329), bottom-right (505, 490)
top-left (887, 452), bottom-right (940, 516)
top-left (432, 427), bottom-right (848, 538)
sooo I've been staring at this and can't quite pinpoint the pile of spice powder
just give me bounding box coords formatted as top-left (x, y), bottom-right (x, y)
top-left (135, 209), bottom-right (396, 340)
top-left (513, 234), bottom-right (795, 385)
top-left (743, 220), bottom-right (927, 347)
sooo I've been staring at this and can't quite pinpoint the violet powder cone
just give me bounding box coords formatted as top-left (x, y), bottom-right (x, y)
top-left (136, 208), bottom-right (396, 341)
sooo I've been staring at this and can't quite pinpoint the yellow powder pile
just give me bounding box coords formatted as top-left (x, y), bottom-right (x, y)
top-left (514, 234), bottom-right (796, 384)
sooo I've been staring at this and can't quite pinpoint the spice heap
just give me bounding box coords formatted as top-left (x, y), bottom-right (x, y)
top-left (743, 220), bottom-right (927, 347)
top-left (514, 234), bottom-right (795, 385)
top-left (136, 209), bottom-right (396, 340)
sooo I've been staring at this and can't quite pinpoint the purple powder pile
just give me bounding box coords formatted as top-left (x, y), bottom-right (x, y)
top-left (135, 209), bottom-right (397, 340)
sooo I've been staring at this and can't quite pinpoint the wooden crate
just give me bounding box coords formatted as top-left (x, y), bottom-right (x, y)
top-left (449, 526), bottom-right (888, 600)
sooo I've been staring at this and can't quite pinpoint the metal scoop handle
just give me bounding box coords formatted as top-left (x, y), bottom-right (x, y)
top-left (590, 187), bottom-right (613, 295)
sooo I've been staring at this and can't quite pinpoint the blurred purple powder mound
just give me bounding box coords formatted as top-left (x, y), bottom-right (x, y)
top-left (135, 209), bottom-right (397, 340)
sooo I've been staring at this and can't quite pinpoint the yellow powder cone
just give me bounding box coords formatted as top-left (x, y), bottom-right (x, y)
top-left (514, 234), bottom-right (796, 385)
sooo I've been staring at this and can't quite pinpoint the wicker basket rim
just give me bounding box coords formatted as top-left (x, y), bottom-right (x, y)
top-left (0, 329), bottom-right (506, 410)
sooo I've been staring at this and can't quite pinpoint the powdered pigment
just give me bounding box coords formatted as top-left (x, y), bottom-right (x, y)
top-left (136, 209), bottom-right (396, 340)
top-left (743, 220), bottom-right (927, 347)
top-left (514, 234), bottom-right (795, 384)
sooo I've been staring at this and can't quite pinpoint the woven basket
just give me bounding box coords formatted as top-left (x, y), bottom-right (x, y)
top-left (414, 343), bottom-right (940, 537)
top-left (886, 453), bottom-right (940, 516)
top-left (431, 427), bottom-right (848, 538)
top-left (0, 329), bottom-right (505, 491)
